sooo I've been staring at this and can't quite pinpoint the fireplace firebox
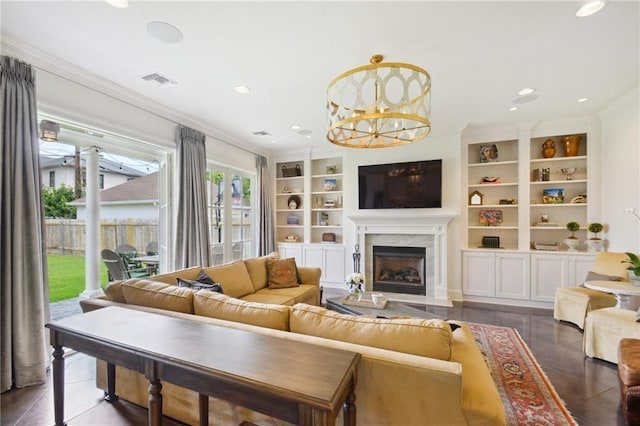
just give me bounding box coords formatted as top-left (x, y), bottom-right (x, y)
top-left (372, 246), bottom-right (426, 295)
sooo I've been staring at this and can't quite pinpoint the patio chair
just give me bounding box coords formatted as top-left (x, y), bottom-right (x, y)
top-left (145, 241), bottom-right (158, 255)
top-left (115, 243), bottom-right (140, 269)
top-left (101, 249), bottom-right (149, 282)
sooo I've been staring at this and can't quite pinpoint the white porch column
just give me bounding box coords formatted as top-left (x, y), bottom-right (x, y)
top-left (80, 147), bottom-right (103, 298)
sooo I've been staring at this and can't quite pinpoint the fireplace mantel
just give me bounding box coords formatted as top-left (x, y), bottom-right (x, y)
top-left (348, 213), bottom-right (456, 307)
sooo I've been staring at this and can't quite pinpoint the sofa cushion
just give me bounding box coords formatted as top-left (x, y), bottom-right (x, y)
top-left (240, 293), bottom-right (297, 306)
top-left (244, 252), bottom-right (280, 292)
top-left (289, 304), bottom-right (453, 360)
top-left (121, 279), bottom-right (195, 313)
top-left (266, 257), bottom-right (299, 289)
top-left (254, 284), bottom-right (318, 305)
top-left (203, 261), bottom-right (255, 298)
top-left (193, 291), bottom-right (290, 331)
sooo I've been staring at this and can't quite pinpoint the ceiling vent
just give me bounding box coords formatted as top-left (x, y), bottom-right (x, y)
top-left (141, 72), bottom-right (177, 87)
top-left (252, 131), bottom-right (271, 137)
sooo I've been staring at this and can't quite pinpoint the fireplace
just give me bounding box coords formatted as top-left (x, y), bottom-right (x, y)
top-left (373, 246), bottom-right (426, 295)
top-left (349, 213), bottom-right (455, 306)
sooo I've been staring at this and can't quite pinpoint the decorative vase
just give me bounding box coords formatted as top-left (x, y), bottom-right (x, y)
top-left (627, 270), bottom-right (640, 286)
top-left (347, 282), bottom-right (363, 300)
top-left (541, 139), bottom-right (556, 158)
top-left (561, 135), bottom-right (582, 157)
top-left (564, 238), bottom-right (581, 252)
top-left (586, 239), bottom-right (604, 252)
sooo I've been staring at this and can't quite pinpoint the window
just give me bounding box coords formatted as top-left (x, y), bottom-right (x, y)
top-left (99, 174), bottom-right (104, 190)
top-left (206, 166), bottom-right (254, 265)
top-left (49, 170), bottom-right (55, 187)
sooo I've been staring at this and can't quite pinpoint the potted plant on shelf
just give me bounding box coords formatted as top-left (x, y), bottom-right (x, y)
top-left (622, 252), bottom-right (640, 284)
top-left (586, 222), bottom-right (604, 252)
top-left (564, 221), bottom-right (581, 252)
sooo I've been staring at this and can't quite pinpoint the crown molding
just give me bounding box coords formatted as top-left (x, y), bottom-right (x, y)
top-left (599, 87), bottom-right (639, 122)
top-left (1, 36), bottom-right (268, 158)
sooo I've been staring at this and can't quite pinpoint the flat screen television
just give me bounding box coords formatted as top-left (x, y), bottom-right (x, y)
top-left (358, 159), bottom-right (442, 209)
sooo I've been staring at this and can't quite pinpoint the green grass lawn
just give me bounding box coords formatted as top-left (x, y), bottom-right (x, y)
top-left (48, 254), bottom-right (109, 302)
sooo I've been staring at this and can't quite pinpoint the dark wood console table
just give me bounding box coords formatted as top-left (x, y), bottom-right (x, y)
top-left (46, 306), bottom-right (360, 426)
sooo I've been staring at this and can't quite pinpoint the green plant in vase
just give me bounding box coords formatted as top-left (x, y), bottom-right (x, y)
top-left (586, 222), bottom-right (604, 252)
top-left (622, 252), bottom-right (640, 283)
top-left (564, 221), bottom-right (581, 252)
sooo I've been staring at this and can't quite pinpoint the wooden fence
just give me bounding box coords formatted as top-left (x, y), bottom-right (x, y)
top-left (45, 219), bottom-right (158, 255)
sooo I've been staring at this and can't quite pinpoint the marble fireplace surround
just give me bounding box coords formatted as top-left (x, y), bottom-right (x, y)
top-left (349, 214), bottom-right (455, 307)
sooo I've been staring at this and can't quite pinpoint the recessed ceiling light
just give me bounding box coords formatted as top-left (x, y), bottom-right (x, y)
top-left (576, 0), bottom-right (607, 17)
top-left (105, 0), bottom-right (129, 8)
top-left (509, 106), bottom-right (519, 112)
top-left (147, 21), bottom-right (183, 44)
top-left (290, 124), bottom-right (302, 130)
top-left (577, 97), bottom-right (589, 103)
top-left (518, 88), bottom-right (536, 96)
top-left (234, 85), bottom-right (251, 94)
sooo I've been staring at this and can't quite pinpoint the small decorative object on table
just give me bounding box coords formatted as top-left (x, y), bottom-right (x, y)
top-left (346, 273), bottom-right (365, 300)
top-left (284, 234), bottom-right (299, 242)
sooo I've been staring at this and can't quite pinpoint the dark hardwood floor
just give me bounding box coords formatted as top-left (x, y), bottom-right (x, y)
top-left (1, 292), bottom-right (625, 426)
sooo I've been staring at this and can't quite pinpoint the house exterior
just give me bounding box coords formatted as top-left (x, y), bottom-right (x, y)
top-left (40, 154), bottom-right (145, 191)
top-left (69, 172), bottom-right (158, 220)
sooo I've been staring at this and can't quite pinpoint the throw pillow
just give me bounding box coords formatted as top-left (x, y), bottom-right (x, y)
top-left (176, 277), bottom-right (224, 293)
top-left (266, 257), bottom-right (299, 289)
top-left (579, 270), bottom-right (622, 287)
top-left (244, 252), bottom-right (281, 292)
top-left (203, 261), bottom-right (255, 299)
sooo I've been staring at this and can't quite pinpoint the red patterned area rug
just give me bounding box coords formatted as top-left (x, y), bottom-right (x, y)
top-left (468, 323), bottom-right (578, 426)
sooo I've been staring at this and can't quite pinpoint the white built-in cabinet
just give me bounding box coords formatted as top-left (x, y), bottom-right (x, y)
top-left (275, 155), bottom-right (345, 287)
top-left (462, 123), bottom-right (599, 307)
top-left (463, 250), bottom-right (595, 305)
top-left (530, 253), bottom-right (595, 302)
top-left (462, 250), bottom-right (529, 300)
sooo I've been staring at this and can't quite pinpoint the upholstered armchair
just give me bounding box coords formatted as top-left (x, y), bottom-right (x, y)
top-left (554, 252), bottom-right (630, 330)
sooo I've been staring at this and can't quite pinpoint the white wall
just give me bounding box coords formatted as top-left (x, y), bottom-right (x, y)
top-left (600, 89), bottom-right (640, 253)
top-left (76, 203), bottom-right (158, 221)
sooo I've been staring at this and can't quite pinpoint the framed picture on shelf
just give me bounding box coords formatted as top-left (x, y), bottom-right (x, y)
top-left (317, 212), bottom-right (329, 226)
top-left (287, 214), bottom-right (299, 225)
top-left (479, 209), bottom-right (503, 226)
top-left (480, 144), bottom-right (498, 163)
top-left (324, 178), bottom-right (337, 191)
top-left (542, 188), bottom-right (564, 204)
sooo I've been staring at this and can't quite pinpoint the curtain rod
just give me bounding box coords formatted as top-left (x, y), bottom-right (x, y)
top-left (33, 64), bottom-right (259, 157)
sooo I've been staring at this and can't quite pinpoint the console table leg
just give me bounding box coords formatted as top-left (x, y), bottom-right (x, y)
top-left (52, 345), bottom-right (67, 426)
top-left (104, 362), bottom-right (119, 402)
top-left (199, 393), bottom-right (209, 426)
top-left (343, 384), bottom-right (356, 426)
top-left (148, 379), bottom-right (163, 426)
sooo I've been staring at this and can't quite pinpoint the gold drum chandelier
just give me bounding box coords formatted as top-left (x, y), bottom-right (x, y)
top-left (326, 54), bottom-right (431, 148)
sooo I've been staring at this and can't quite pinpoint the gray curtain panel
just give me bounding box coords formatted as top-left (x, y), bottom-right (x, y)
top-left (0, 56), bottom-right (50, 392)
top-left (174, 125), bottom-right (211, 269)
top-left (256, 155), bottom-right (275, 255)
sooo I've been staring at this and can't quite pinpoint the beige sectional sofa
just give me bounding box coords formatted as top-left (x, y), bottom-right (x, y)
top-left (80, 256), bottom-right (505, 426)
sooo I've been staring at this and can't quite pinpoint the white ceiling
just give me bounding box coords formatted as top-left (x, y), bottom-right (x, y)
top-left (2, 1), bottom-right (639, 154)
